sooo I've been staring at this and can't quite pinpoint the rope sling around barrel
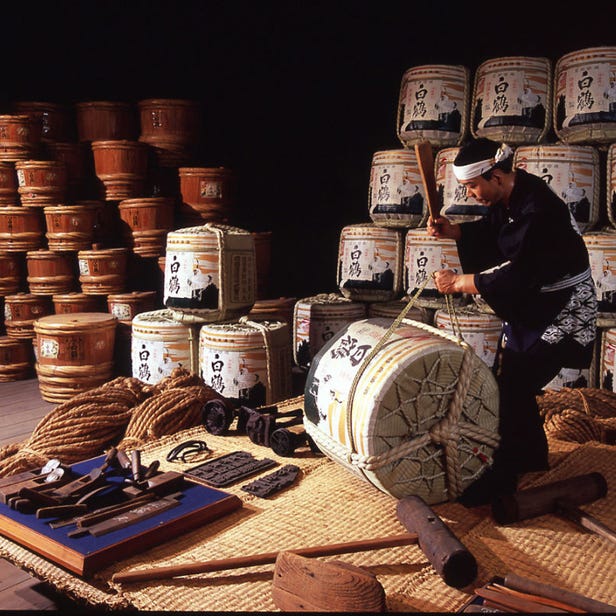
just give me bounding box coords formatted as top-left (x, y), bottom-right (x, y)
top-left (303, 274), bottom-right (500, 505)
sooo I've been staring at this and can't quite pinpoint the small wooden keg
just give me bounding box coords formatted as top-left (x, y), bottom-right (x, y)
top-left (0, 206), bottom-right (45, 252)
top-left (0, 114), bottom-right (41, 161)
top-left (4, 292), bottom-right (53, 339)
top-left (0, 251), bottom-right (24, 295)
top-left (118, 197), bottom-right (174, 257)
top-left (44, 141), bottom-right (93, 200)
top-left (91, 140), bottom-right (148, 200)
top-left (26, 249), bottom-right (76, 295)
top-left (107, 290), bottom-right (158, 323)
top-left (43, 203), bottom-right (99, 251)
top-left (78, 247), bottom-right (128, 294)
top-left (15, 160), bottom-right (67, 207)
top-left (52, 292), bottom-right (103, 314)
top-left (0, 162), bottom-right (18, 204)
top-left (33, 312), bottom-right (117, 402)
top-left (178, 167), bottom-right (234, 224)
top-left (0, 335), bottom-right (34, 381)
top-left (75, 101), bottom-right (137, 142)
top-left (12, 101), bottom-right (75, 143)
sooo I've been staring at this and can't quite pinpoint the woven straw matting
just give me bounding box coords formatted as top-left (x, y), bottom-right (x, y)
top-left (1, 398), bottom-right (615, 612)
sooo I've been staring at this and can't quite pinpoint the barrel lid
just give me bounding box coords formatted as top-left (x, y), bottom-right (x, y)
top-left (168, 223), bottom-right (249, 237)
top-left (34, 312), bottom-right (117, 331)
top-left (78, 247), bottom-right (129, 257)
top-left (138, 98), bottom-right (200, 107)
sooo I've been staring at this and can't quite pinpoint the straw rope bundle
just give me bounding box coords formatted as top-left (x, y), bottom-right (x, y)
top-left (538, 387), bottom-right (616, 444)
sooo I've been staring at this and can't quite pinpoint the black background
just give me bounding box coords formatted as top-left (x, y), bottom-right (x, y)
top-left (2, 1), bottom-right (615, 298)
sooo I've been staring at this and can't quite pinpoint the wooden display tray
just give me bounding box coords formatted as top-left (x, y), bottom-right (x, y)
top-left (0, 456), bottom-right (242, 577)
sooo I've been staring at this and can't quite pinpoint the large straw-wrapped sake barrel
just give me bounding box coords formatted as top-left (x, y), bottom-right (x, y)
top-left (163, 224), bottom-right (256, 323)
top-left (367, 298), bottom-right (434, 325)
top-left (583, 230), bottom-right (616, 313)
top-left (397, 64), bottom-right (470, 148)
top-left (199, 318), bottom-right (292, 406)
top-left (303, 317), bottom-right (499, 504)
top-left (514, 144), bottom-right (600, 233)
top-left (607, 143), bottom-right (616, 229)
top-left (471, 56), bottom-right (552, 144)
top-left (599, 327), bottom-right (616, 391)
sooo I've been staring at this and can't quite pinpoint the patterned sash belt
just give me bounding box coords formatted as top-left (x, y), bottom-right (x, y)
top-left (540, 268), bottom-right (592, 293)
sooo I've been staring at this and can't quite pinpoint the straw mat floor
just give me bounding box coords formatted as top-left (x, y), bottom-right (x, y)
top-left (0, 399), bottom-right (615, 612)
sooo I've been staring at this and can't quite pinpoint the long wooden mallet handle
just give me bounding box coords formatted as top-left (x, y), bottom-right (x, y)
top-left (414, 140), bottom-right (440, 222)
top-left (111, 532), bottom-right (418, 583)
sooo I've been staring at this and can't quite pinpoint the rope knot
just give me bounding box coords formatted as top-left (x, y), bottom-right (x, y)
top-left (429, 416), bottom-right (458, 445)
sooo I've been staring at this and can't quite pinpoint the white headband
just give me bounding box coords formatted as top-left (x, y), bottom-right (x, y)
top-left (453, 144), bottom-right (514, 181)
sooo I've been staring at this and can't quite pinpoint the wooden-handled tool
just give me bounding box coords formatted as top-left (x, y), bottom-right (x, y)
top-left (111, 533), bottom-right (418, 583)
top-left (414, 140), bottom-right (440, 222)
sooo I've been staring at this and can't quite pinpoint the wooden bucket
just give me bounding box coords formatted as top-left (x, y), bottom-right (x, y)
top-left (15, 160), bottom-right (67, 207)
top-left (0, 114), bottom-right (41, 161)
top-left (368, 149), bottom-right (427, 228)
top-left (0, 335), bottom-right (33, 381)
top-left (107, 290), bottom-right (158, 323)
top-left (43, 203), bottom-right (100, 251)
top-left (33, 312), bottom-right (117, 402)
top-left (118, 197), bottom-right (174, 257)
top-left (0, 162), bottom-right (18, 204)
top-left (75, 101), bottom-right (137, 142)
top-left (131, 309), bottom-right (197, 384)
top-left (199, 318), bottom-right (292, 406)
top-left (303, 317), bottom-right (499, 503)
top-left (293, 293), bottom-right (367, 369)
top-left (337, 223), bottom-right (404, 302)
top-left (471, 56), bottom-right (552, 144)
top-left (0, 251), bottom-right (24, 295)
top-left (434, 306), bottom-right (503, 369)
top-left (607, 143), bottom-right (616, 229)
top-left (12, 101), bottom-right (75, 143)
top-left (397, 64), bottom-right (470, 148)
top-left (404, 228), bottom-right (465, 309)
top-left (554, 46), bottom-right (616, 145)
top-left (77, 247), bottom-right (128, 294)
top-left (583, 230), bottom-right (616, 313)
top-left (367, 298), bottom-right (434, 325)
top-left (178, 167), bottom-right (234, 224)
top-left (514, 144), bottom-right (600, 233)
top-left (138, 99), bottom-right (202, 166)
top-left (0, 206), bottom-right (45, 252)
top-left (44, 141), bottom-right (93, 200)
top-left (4, 292), bottom-right (53, 338)
top-left (163, 223), bottom-right (256, 323)
top-left (435, 147), bottom-right (489, 224)
top-left (26, 250), bottom-right (76, 295)
top-left (91, 140), bottom-right (148, 201)
top-left (52, 292), bottom-right (103, 314)
top-left (252, 230), bottom-right (272, 300)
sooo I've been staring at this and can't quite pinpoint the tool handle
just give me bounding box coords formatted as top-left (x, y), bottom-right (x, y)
top-left (414, 141), bottom-right (440, 221)
top-left (555, 499), bottom-right (616, 547)
top-left (111, 533), bottom-right (418, 583)
top-left (396, 495), bottom-right (477, 588)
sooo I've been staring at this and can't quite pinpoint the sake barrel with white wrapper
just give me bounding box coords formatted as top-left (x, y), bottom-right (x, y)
top-left (404, 228), bottom-right (466, 309)
top-left (554, 46), bottom-right (616, 145)
top-left (33, 312), bottom-right (117, 402)
top-left (368, 149), bottom-right (427, 228)
top-left (199, 317), bottom-right (292, 407)
top-left (607, 143), bottom-right (616, 229)
top-left (434, 306), bottom-right (503, 369)
top-left (337, 223), bottom-right (404, 302)
top-left (471, 56), bottom-right (552, 144)
top-left (303, 316), bottom-right (500, 503)
top-left (131, 309), bottom-right (198, 384)
top-left (293, 293), bottom-right (367, 369)
top-left (435, 147), bottom-right (489, 224)
top-left (367, 297), bottom-right (434, 325)
top-left (583, 229), bottom-right (616, 314)
top-left (164, 224), bottom-right (256, 323)
top-left (599, 327), bottom-right (616, 391)
top-left (397, 64), bottom-right (470, 148)
top-left (514, 144), bottom-right (600, 233)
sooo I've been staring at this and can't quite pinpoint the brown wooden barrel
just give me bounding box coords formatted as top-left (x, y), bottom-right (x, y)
top-left (107, 290), bottom-right (158, 323)
top-left (52, 292), bottom-right (103, 314)
top-left (12, 101), bottom-right (75, 143)
top-left (15, 160), bottom-right (67, 207)
top-left (178, 166), bottom-right (234, 224)
top-left (33, 312), bottom-right (117, 402)
top-left (0, 115), bottom-right (42, 161)
top-left (26, 249), bottom-right (77, 295)
top-left (0, 162), bottom-right (18, 204)
top-left (78, 247), bottom-right (128, 294)
top-left (0, 206), bottom-right (45, 252)
top-left (4, 292), bottom-right (53, 338)
top-left (138, 99), bottom-right (202, 167)
top-left (91, 140), bottom-right (148, 200)
top-left (0, 251), bottom-right (24, 295)
top-left (44, 141), bottom-right (93, 200)
top-left (43, 203), bottom-right (99, 251)
top-left (118, 197), bottom-right (174, 257)
top-left (0, 335), bottom-right (34, 381)
top-left (75, 101), bottom-right (137, 142)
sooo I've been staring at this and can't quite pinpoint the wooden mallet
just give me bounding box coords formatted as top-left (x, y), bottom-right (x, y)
top-left (414, 140), bottom-right (440, 223)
